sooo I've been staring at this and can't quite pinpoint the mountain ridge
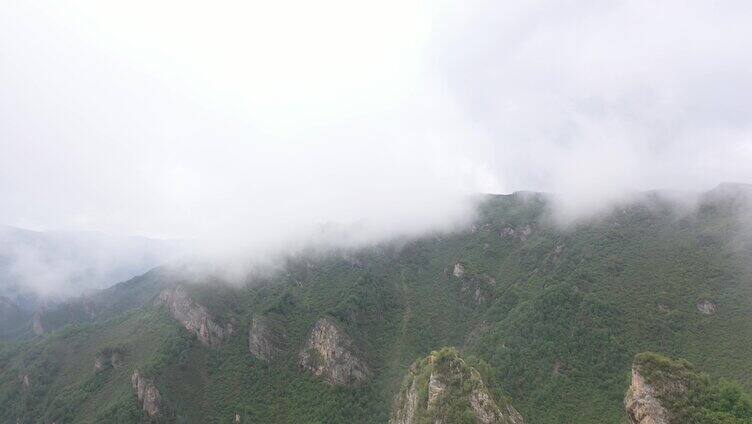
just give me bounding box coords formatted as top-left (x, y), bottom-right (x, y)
top-left (2, 185), bottom-right (752, 423)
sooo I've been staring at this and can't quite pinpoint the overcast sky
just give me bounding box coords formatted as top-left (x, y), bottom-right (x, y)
top-left (2, 0), bottom-right (752, 247)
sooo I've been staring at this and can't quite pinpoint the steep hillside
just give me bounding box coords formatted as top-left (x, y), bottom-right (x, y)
top-left (625, 352), bottom-right (752, 423)
top-left (2, 185), bottom-right (752, 423)
top-left (16, 266), bottom-right (179, 340)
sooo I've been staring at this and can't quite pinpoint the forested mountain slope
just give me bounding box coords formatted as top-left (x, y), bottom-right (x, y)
top-left (2, 184), bottom-right (752, 423)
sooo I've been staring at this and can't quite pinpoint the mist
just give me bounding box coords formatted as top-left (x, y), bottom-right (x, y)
top-left (0, 226), bottom-right (181, 302)
top-left (2, 1), bottom-right (752, 297)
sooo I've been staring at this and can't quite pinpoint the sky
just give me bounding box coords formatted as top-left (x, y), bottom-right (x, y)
top-left (2, 0), bottom-right (752, 251)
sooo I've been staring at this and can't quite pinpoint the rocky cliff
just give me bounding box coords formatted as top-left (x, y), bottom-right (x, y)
top-left (156, 286), bottom-right (230, 347)
top-left (624, 366), bottom-right (670, 424)
top-left (131, 369), bottom-right (162, 418)
top-left (624, 352), bottom-right (752, 423)
top-left (298, 317), bottom-right (370, 387)
top-left (249, 314), bottom-right (287, 362)
top-left (390, 347), bottom-right (524, 424)
top-left (624, 353), bottom-right (690, 424)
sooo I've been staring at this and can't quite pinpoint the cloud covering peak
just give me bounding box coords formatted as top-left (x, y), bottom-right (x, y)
top-left (1, 0), bottom-right (751, 246)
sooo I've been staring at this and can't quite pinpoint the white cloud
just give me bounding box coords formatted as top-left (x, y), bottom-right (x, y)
top-left (1, 0), bottom-right (751, 261)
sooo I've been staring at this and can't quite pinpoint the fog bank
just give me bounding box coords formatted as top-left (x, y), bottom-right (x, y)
top-left (1, 1), bottom-right (752, 296)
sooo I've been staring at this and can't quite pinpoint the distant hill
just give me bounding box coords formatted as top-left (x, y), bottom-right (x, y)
top-left (1, 184), bottom-right (752, 423)
top-left (0, 225), bottom-right (181, 311)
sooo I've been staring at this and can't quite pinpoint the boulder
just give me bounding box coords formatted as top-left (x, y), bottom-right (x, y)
top-left (696, 299), bottom-right (716, 315)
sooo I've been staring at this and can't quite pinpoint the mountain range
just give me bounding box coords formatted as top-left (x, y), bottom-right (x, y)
top-left (2, 184), bottom-right (752, 423)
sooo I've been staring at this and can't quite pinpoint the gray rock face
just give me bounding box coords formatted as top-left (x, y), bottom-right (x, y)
top-left (131, 369), bottom-right (162, 418)
top-left (93, 356), bottom-right (106, 372)
top-left (392, 365), bottom-right (420, 424)
top-left (18, 373), bottom-right (30, 390)
top-left (624, 368), bottom-right (669, 424)
top-left (156, 286), bottom-right (230, 347)
top-left (696, 299), bottom-right (716, 315)
top-left (298, 317), bottom-right (370, 387)
top-left (249, 315), bottom-right (287, 362)
top-left (500, 225), bottom-right (532, 241)
top-left (453, 263), bottom-right (466, 278)
top-left (427, 372), bottom-right (447, 409)
top-left (468, 388), bottom-right (524, 424)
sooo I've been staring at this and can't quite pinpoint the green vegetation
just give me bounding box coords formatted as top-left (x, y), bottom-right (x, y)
top-left (634, 352), bottom-right (752, 423)
top-left (1, 186), bottom-right (751, 423)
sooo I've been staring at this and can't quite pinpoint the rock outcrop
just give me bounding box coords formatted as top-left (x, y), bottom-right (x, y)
top-left (94, 347), bottom-right (124, 372)
top-left (625, 352), bottom-right (752, 423)
top-left (249, 314), bottom-right (287, 362)
top-left (625, 367), bottom-right (669, 424)
top-left (625, 353), bottom-right (689, 424)
top-left (500, 224), bottom-right (532, 241)
top-left (453, 263), bottom-right (466, 278)
top-left (298, 317), bottom-right (370, 387)
top-left (427, 372), bottom-right (447, 408)
top-left (156, 286), bottom-right (230, 347)
top-left (451, 262), bottom-right (496, 305)
top-left (131, 369), bottom-right (162, 418)
top-left (18, 373), bottom-right (31, 390)
top-left (696, 299), bottom-right (716, 315)
top-left (390, 347), bottom-right (524, 424)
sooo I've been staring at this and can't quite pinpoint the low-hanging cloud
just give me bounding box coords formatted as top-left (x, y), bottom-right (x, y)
top-left (431, 0), bottom-right (752, 220)
top-left (0, 226), bottom-right (181, 301)
top-left (1, 0), bottom-right (752, 296)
